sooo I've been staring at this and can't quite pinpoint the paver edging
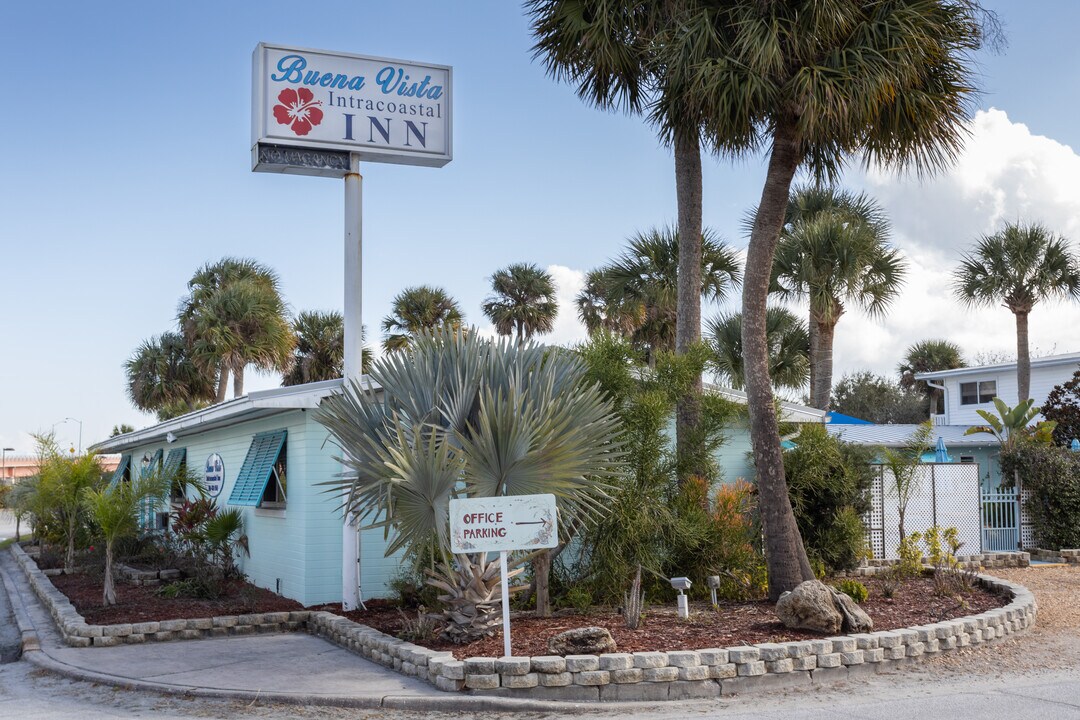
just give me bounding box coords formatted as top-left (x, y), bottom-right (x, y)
top-left (10, 542), bottom-right (1040, 702)
top-left (9, 542), bottom-right (308, 647)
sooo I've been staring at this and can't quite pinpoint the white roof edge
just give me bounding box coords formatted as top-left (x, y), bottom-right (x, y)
top-left (703, 381), bottom-right (826, 421)
top-left (914, 351), bottom-right (1080, 380)
top-left (91, 378), bottom-right (349, 453)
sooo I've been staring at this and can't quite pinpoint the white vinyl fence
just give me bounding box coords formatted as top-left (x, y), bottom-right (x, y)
top-left (864, 462), bottom-right (983, 560)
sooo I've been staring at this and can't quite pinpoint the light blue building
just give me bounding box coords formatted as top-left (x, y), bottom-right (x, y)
top-left (91, 379), bottom-right (402, 607)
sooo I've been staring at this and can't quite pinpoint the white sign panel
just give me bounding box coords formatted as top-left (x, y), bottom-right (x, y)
top-left (252, 42), bottom-right (452, 171)
top-left (204, 453), bottom-right (224, 498)
top-left (449, 495), bottom-right (558, 554)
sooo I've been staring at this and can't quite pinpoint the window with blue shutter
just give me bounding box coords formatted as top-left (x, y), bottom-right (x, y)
top-left (164, 447), bottom-right (187, 503)
top-left (227, 430), bottom-right (288, 507)
top-left (163, 448), bottom-right (186, 477)
top-left (110, 454), bottom-right (131, 486)
top-left (141, 449), bottom-right (163, 478)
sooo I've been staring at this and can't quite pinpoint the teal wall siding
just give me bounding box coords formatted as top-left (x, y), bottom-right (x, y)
top-left (127, 410), bottom-right (404, 607)
top-left (714, 422), bottom-right (755, 485)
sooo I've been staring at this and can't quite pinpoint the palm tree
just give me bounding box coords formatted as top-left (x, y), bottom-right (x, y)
top-left (898, 339), bottom-right (966, 414)
top-left (578, 227), bottom-right (741, 365)
top-left (381, 285), bottom-right (464, 353)
top-left (282, 311), bottom-right (373, 386)
top-left (178, 258), bottom-right (294, 401)
top-left (641, 0), bottom-right (993, 598)
top-left (577, 269), bottom-right (644, 340)
top-left (769, 186), bottom-right (906, 410)
top-left (82, 469), bottom-right (170, 606)
top-left (315, 328), bottom-right (625, 630)
top-left (35, 435), bottom-right (106, 574)
top-left (125, 331), bottom-right (216, 419)
top-left (953, 222), bottom-right (1080, 402)
top-left (481, 263), bottom-right (558, 344)
top-left (528, 2), bottom-right (724, 485)
top-left (708, 307), bottom-right (809, 392)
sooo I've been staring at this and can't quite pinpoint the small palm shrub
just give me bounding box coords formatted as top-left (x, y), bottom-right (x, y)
top-left (833, 578), bottom-right (868, 603)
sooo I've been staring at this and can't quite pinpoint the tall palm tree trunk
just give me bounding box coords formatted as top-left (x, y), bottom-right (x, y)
top-left (103, 541), bottom-right (117, 607)
top-left (1015, 309), bottom-right (1031, 403)
top-left (673, 126), bottom-right (704, 486)
top-left (742, 118), bottom-right (814, 600)
top-left (807, 322), bottom-right (818, 406)
top-left (215, 363), bottom-right (230, 403)
top-left (233, 363), bottom-right (245, 399)
top-left (811, 315), bottom-right (838, 411)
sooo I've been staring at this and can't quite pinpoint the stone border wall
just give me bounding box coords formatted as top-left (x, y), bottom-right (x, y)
top-left (859, 551), bottom-right (1030, 572)
top-left (10, 543), bottom-right (309, 647)
top-left (1029, 548), bottom-right (1080, 564)
top-left (10, 543), bottom-right (1039, 702)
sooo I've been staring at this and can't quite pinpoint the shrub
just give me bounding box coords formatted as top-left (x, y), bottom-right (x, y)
top-left (833, 578), bottom-right (868, 603)
top-left (1042, 368), bottom-right (1080, 447)
top-left (561, 586), bottom-right (593, 612)
top-left (784, 424), bottom-right (874, 572)
top-left (893, 531), bottom-right (924, 578)
top-left (1001, 442), bottom-right (1080, 549)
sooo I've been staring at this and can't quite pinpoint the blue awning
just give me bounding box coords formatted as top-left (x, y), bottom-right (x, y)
top-left (227, 430), bottom-right (287, 507)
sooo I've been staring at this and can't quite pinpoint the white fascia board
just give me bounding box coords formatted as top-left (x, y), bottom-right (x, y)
top-left (914, 351), bottom-right (1080, 380)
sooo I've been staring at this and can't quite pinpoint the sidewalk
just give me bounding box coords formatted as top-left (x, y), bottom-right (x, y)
top-left (0, 549), bottom-right (604, 712)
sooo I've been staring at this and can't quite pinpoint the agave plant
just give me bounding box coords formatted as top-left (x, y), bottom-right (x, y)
top-left (315, 328), bottom-right (625, 641)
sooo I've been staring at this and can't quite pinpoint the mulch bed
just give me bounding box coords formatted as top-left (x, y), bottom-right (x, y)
top-left (315, 575), bottom-right (1009, 658)
top-left (50, 571), bottom-right (302, 625)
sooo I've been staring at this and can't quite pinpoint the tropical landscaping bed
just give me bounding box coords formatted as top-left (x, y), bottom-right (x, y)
top-left (49, 570), bottom-right (300, 625)
top-left (315, 574), bottom-right (1008, 658)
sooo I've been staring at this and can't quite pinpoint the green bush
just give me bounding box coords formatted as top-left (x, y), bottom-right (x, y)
top-left (833, 578), bottom-right (868, 603)
top-left (1001, 442), bottom-right (1080, 549)
top-left (561, 586), bottom-right (593, 612)
top-left (783, 424), bottom-right (873, 572)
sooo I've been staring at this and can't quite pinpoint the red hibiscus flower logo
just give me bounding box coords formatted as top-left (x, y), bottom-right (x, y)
top-left (272, 87), bottom-right (324, 136)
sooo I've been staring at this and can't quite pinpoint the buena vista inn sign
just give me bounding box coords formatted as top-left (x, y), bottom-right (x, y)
top-left (252, 42), bottom-right (452, 176)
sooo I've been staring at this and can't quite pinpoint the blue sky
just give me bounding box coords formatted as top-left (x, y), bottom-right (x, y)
top-left (3, 1), bottom-right (1080, 454)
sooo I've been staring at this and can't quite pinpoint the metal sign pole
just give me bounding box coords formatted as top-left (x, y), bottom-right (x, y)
top-left (500, 550), bottom-right (511, 657)
top-left (341, 152), bottom-right (363, 611)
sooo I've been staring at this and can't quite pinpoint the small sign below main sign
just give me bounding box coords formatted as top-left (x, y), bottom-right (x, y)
top-left (449, 495), bottom-right (558, 554)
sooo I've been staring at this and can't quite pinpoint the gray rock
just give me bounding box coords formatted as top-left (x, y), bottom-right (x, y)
top-left (776, 580), bottom-right (874, 634)
top-left (547, 626), bottom-right (616, 656)
top-left (832, 588), bottom-right (873, 632)
top-left (776, 580), bottom-right (843, 634)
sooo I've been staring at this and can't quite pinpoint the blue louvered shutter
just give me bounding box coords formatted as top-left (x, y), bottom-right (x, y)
top-left (110, 455), bottom-right (131, 486)
top-left (141, 449), bottom-right (164, 528)
top-left (163, 448), bottom-right (186, 477)
top-left (227, 430), bottom-right (287, 507)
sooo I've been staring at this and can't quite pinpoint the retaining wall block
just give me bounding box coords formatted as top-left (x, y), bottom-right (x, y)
top-left (698, 648), bottom-right (729, 665)
top-left (464, 673), bottom-right (499, 690)
top-left (574, 670), bottom-right (610, 686)
top-left (465, 657), bottom-right (496, 675)
top-left (598, 653), bottom-right (634, 671)
top-left (710, 663), bottom-right (737, 679)
top-left (643, 666), bottom-right (679, 682)
top-left (495, 656), bottom-right (530, 676)
top-left (678, 665), bottom-right (711, 681)
top-left (633, 652), bottom-right (668, 669)
top-left (727, 647), bottom-right (760, 663)
top-left (666, 650), bottom-right (700, 667)
top-left (736, 661), bottom-right (766, 677)
top-left (530, 655), bottom-right (566, 674)
top-left (538, 671), bottom-right (573, 687)
top-left (791, 656), bottom-right (816, 671)
top-left (765, 659), bottom-right (793, 674)
top-left (502, 672), bottom-right (539, 689)
top-left (610, 668), bottom-right (644, 684)
top-left (816, 653), bottom-right (842, 668)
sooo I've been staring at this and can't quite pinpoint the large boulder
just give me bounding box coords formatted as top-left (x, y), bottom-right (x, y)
top-left (775, 580), bottom-right (843, 634)
top-left (547, 626), bottom-right (617, 655)
top-left (776, 580), bottom-right (875, 634)
top-left (832, 587), bottom-right (874, 632)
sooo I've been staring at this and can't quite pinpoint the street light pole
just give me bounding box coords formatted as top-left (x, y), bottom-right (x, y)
top-left (2, 448), bottom-right (13, 485)
top-left (65, 418), bottom-right (83, 455)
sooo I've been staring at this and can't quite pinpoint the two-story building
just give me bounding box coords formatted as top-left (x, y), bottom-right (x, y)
top-left (914, 351), bottom-right (1080, 425)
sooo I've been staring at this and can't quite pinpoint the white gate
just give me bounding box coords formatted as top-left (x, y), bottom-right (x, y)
top-left (865, 463), bottom-right (982, 560)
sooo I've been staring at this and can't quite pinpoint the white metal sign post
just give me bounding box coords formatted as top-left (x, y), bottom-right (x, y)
top-left (449, 494), bottom-right (558, 657)
top-left (252, 42), bottom-right (452, 611)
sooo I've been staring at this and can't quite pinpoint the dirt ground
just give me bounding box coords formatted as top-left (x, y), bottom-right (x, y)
top-left (319, 573), bottom-right (1007, 657)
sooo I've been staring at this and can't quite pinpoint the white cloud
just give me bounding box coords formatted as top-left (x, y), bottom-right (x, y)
top-left (544, 264), bottom-right (589, 346)
top-left (824, 108), bottom-right (1080, 381)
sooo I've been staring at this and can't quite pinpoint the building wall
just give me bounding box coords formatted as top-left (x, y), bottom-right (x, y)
top-left (943, 362), bottom-right (1077, 425)
top-left (125, 411), bottom-right (403, 607)
top-left (714, 422), bottom-right (756, 485)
